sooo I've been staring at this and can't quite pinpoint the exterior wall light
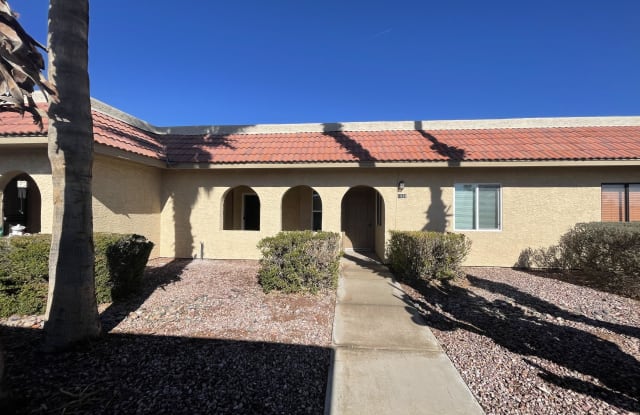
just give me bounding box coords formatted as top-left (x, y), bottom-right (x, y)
top-left (17, 180), bottom-right (28, 200)
top-left (398, 180), bottom-right (405, 192)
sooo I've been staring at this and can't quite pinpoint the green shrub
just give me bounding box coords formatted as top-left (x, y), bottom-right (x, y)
top-left (96, 233), bottom-right (154, 302)
top-left (0, 236), bottom-right (51, 317)
top-left (0, 233), bottom-right (154, 317)
top-left (515, 245), bottom-right (565, 270)
top-left (0, 236), bottom-right (50, 317)
top-left (517, 222), bottom-right (640, 277)
top-left (257, 231), bottom-right (341, 293)
top-left (0, 235), bottom-right (50, 285)
top-left (387, 231), bottom-right (471, 282)
top-left (560, 222), bottom-right (640, 276)
top-left (14, 282), bottom-right (49, 316)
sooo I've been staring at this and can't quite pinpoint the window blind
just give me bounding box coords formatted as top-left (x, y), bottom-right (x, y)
top-left (478, 185), bottom-right (500, 229)
top-left (455, 184), bottom-right (475, 230)
top-left (629, 184), bottom-right (640, 222)
top-left (601, 184), bottom-right (626, 222)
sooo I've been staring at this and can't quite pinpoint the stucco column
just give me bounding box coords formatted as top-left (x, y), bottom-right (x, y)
top-left (315, 187), bottom-right (343, 234)
top-left (256, 187), bottom-right (282, 234)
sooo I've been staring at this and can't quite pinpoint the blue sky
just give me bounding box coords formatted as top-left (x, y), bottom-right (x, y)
top-left (13, 0), bottom-right (640, 126)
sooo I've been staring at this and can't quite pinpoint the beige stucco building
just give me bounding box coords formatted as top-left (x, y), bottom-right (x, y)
top-left (1, 98), bottom-right (639, 266)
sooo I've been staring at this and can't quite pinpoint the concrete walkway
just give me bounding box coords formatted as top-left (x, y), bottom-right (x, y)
top-left (325, 252), bottom-right (484, 415)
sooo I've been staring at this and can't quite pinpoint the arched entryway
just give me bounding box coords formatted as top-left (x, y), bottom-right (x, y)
top-left (1, 173), bottom-right (42, 235)
top-left (281, 186), bottom-right (322, 231)
top-left (341, 186), bottom-right (384, 253)
top-left (222, 186), bottom-right (260, 230)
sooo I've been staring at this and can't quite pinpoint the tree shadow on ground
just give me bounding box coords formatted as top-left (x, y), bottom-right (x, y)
top-left (100, 259), bottom-right (191, 332)
top-left (0, 326), bottom-right (330, 414)
top-left (466, 274), bottom-right (640, 340)
top-left (518, 267), bottom-right (640, 302)
top-left (398, 274), bottom-right (640, 412)
top-left (341, 252), bottom-right (395, 279)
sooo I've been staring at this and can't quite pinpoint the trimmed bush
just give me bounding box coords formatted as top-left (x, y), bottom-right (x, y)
top-left (517, 222), bottom-right (640, 277)
top-left (0, 233), bottom-right (154, 317)
top-left (560, 222), bottom-right (640, 277)
top-left (0, 234), bottom-right (50, 285)
top-left (95, 233), bottom-right (155, 303)
top-left (387, 231), bottom-right (471, 282)
top-left (0, 235), bottom-right (50, 315)
top-left (257, 231), bottom-right (341, 293)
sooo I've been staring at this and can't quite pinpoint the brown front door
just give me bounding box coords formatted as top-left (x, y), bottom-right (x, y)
top-left (341, 187), bottom-right (375, 250)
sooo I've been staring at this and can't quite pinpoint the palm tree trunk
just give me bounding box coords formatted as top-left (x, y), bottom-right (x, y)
top-left (43, 0), bottom-right (101, 350)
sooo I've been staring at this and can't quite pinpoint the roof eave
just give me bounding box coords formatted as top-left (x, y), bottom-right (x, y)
top-left (94, 143), bottom-right (166, 169)
top-left (162, 159), bottom-right (640, 169)
top-left (0, 136), bottom-right (48, 146)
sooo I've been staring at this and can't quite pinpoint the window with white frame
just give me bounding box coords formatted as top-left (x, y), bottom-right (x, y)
top-left (454, 184), bottom-right (501, 230)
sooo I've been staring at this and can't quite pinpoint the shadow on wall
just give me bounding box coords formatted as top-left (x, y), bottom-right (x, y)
top-left (160, 126), bottom-right (248, 259)
top-left (397, 273), bottom-right (640, 412)
top-left (415, 121), bottom-right (465, 232)
top-left (423, 186), bottom-right (451, 232)
top-left (165, 183), bottom-right (211, 259)
top-left (1, 325), bottom-right (331, 413)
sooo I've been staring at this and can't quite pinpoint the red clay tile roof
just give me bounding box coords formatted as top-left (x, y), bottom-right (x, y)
top-left (92, 111), bottom-right (164, 160)
top-left (0, 110), bottom-right (49, 135)
top-left (0, 108), bottom-right (163, 160)
top-left (2, 108), bottom-right (640, 164)
top-left (160, 127), bottom-right (640, 163)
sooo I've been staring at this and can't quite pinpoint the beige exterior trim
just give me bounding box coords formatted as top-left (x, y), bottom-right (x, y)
top-left (166, 159), bottom-right (640, 170)
top-left (0, 137), bottom-right (48, 146)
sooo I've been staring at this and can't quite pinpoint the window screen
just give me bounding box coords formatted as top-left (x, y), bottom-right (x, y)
top-left (455, 184), bottom-right (501, 230)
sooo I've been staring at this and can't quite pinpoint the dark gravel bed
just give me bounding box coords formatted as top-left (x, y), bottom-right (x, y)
top-left (398, 267), bottom-right (640, 415)
top-left (1, 259), bottom-right (334, 414)
top-left (2, 328), bottom-right (330, 414)
top-left (2, 328), bottom-right (331, 414)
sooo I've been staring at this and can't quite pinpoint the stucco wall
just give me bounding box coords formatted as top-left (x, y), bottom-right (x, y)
top-left (159, 165), bottom-right (639, 266)
top-left (93, 155), bottom-right (162, 257)
top-left (1, 150), bottom-right (162, 257)
top-left (159, 168), bottom-right (397, 259)
top-left (5, 146), bottom-right (635, 268)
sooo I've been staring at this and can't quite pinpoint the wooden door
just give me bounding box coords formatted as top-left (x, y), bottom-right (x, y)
top-left (342, 187), bottom-right (375, 250)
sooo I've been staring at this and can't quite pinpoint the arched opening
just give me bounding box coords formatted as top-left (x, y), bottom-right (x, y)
top-left (341, 186), bottom-right (384, 253)
top-left (281, 186), bottom-right (322, 231)
top-left (222, 186), bottom-right (260, 230)
top-left (1, 173), bottom-right (42, 235)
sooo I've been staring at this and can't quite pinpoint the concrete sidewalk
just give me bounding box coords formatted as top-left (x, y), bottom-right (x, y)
top-left (325, 252), bottom-right (484, 415)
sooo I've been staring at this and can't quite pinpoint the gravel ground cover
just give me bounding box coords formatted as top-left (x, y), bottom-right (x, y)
top-left (398, 267), bottom-right (640, 415)
top-left (1, 258), bottom-right (336, 414)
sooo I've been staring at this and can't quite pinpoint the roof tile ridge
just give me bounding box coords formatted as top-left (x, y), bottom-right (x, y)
top-left (415, 116), bottom-right (640, 130)
top-left (90, 97), bottom-right (163, 135)
top-left (86, 97), bottom-right (640, 135)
